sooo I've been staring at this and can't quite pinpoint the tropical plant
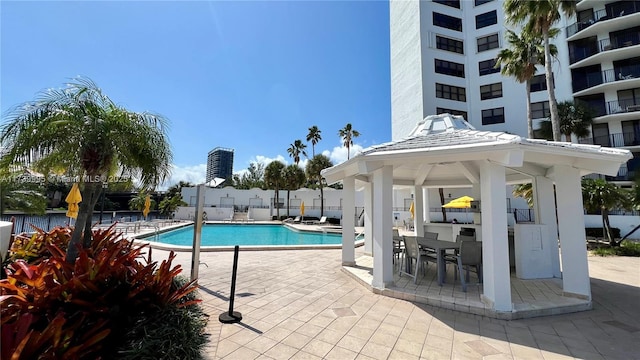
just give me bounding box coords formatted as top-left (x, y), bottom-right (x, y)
top-left (0, 170), bottom-right (47, 216)
top-left (129, 191), bottom-right (155, 214)
top-left (0, 77), bottom-right (172, 263)
top-left (282, 164), bottom-right (307, 217)
top-left (504, 0), bottom-right (577, 141)
top-left (582, 178), bottom-right (632, 246)
top-left (158, 195), bottom-right (187, 218)
top-left (512, 183), bottom-right (534, 207)
top-left (1, 225), bottom-right (206, 359)
top-left (287, 139), bottom-right (308, 165)
top-left (495, 28), bottom-right (558, 138)
top-left (338, 123), bottom-right (360, 160)
top-left (306, 125), bottom-right (322, 157)
top-left (538, 100), bottom-right (594, 141)
top-left (305, 155), bottom-right (333, 217)
top-left (264, 160), bottom-right (286, 219)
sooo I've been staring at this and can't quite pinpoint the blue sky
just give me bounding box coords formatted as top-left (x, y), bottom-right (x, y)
top-left (1, 0), bottom-right (391, 188)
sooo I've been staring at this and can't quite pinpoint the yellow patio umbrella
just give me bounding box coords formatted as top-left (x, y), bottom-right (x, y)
top-left (409, 201), bottom-right (415, 219)
top-left (143, 194), bottom-right (151, 218)
top-left (442, 195), bottom-right (473, 209)
top-left (300, 201), bottom-right (305, 221)
top-left (65, 183), bottom-right (82, 219)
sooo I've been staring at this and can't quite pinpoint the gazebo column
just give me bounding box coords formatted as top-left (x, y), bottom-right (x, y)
top-left (551, 165), bottom-right (591, 299)
top-left (372, 165), bottom-right (394, 288)
top-left (342, 176), bottom-right (356, 266)
top-left (533, 175), bottom-right (561, 278)
top-left (414, 185), bottom-right (424, 236)
top-left (363, 182), bottom-right (374, 256)
top-left (479, 160), bottom-right (512, 312)
top-left (423, 188), bottom-right (431, 224)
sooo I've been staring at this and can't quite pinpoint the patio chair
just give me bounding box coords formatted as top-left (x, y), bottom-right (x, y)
top-left (393, 228), bottom-right (404, 264)
top-left (399, 235), bottom-right (430, 284)
top-left (453, 240), bottom-right (483, 292)
top-left (314, 216), bottom-right (328, 225)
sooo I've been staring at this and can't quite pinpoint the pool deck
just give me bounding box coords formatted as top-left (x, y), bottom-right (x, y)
top-left (148, 245), bottom-right (640, 359)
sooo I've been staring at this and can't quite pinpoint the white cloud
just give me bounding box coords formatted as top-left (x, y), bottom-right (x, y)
top-left (159, 163), bottom-right (207, 190)
top-left (322, 142), bottom-right (365, 166)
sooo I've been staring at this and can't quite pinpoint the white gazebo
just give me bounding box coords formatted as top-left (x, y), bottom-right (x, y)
top-left (322, 114), bottom-right (632, 318)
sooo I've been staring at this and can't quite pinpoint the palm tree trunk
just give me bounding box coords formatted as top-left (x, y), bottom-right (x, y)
top-left (602, 209), bottom-right (616, 246)
top-left (544, 30), bottom-right (561, 142)
top-left (346, 144), bottom-right (350, 160)
top-left (275, 188), bottom-right (280, 220)
top-left (65, 181), bottom-right (101, 263)
top-left (439, 188), bottom-right (447, 223)
top-left (286, 190), bottom-right (291, 217)
top-left (320, 184), bottom-right (324, 217)
top-left (526, 79), bottom-right (533, 138)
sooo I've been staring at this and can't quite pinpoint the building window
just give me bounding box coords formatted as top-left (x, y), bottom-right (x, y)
top-left (480, 82), bottom-right (503, 100)
top-left (433, 0), bottom-right (460, 9)
top-left (435, 59), bottom-right (465, 78)
top-left (478, 59), bottom-right (500, 76)
top-left (477, 33), bottom-right (499, 52)
top-left (436, 35), bottom-right (464, 54)
top-left (482, 107), bottom-right (505, 125)
top-left (436, 83), bottom-right (467, 102)
top-left (476, 10), bottom-right (497, 29)
top-left (436, 107), bottom-right (468, 119)
top-left (475, 0), bottom-right (494, 6)
top-left (433, 12), bottom-right (463, 32)
top-left (530, 73), bottom-right (555, 92)
top-left (531, 101), bottom-right (550, 119)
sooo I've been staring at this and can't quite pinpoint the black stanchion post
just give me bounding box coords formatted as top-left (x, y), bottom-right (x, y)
top-left (219, 245), bottom-right (242, 324)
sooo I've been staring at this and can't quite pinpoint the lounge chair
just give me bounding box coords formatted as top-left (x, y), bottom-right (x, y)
top-left (284, 216), bottom-right (300, 223)
top-left (314, 216), bottom-right (328, 225)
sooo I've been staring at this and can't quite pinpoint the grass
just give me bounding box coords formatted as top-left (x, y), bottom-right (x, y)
top-left (589, 240), bottom-right (640, 257)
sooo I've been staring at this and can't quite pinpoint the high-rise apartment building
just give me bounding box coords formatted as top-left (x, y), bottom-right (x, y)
top-left (390, 0), bottom-right (638, 184)
top-left (206, 147), bottom-right (234, 183)
top-left (567, 0), bottom-right (640, 183)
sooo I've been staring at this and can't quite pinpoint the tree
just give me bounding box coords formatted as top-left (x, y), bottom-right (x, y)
top-left (129, 190), bottom-right (156, 214)
top-left (504, 0), bottom-right (577, 142)
top-left (305, 155), bottom-right (333, 217)
top-left (282, 164), bottom-right (307, 217)
top-left (338, 123), bottom-right (360, 160)
top-left (582, 178), bottom-right (631, 246)
top-left (287, 139), bottom-right (307, 165)
top-left (158, 195), bottom-right (187, 218)
top-left (495, 28), bottom-right (557, 138)
top-left (538, 100), bottom-right (594, 141)
top-left (233, 162), bottom-right (265, 190)
top-left (0, 77), bottom-right (172, 263)
top-left (264, 160), bottom-right (285, 219)
top-left (512, 183), bottom-right (534, 207)
top-left (306, 126), bottom-right (322, 157)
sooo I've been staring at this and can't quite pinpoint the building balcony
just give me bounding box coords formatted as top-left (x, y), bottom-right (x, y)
top-left (572, 63), bottom-right (640, 93)
top-left (567, 2), bottom-right (640, 39)
top-left (578, 130), bottom-right (640, 148)
top-left (570, 34), bottom-right (640, 65)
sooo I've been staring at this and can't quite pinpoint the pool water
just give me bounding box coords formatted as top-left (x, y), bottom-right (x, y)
top-left (150, 224), bottom-right (342, 247)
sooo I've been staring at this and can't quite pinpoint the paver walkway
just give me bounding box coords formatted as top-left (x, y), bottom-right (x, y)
top-left (151, 247), bottom-right (640, 359)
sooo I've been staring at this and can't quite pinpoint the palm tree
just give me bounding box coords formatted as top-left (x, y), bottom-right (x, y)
top-left (0, 77), bottom-right (172, 262)
top-left (305, 155), bottom-right (333, 217)
top-left (495, 28), bottom-right (558, 138)
top-left (129, 190), bottom-right (155, 214)
top-left (264, 160), bottom-right (285, 219)
top-left (512, 183), bottom-right (534, 207)
top-left (582, 178), bottom-right (631, 246)
top-left (306, 126), bottom-right (322, 157)
top-left (287, 139), bottom-right (308, 165)
top-left (538, 100), bottom-right (594, 141)
top-left (338, 123), bottom-right (360, 160)
top-left (504, 0), bottom-right (577, 142)
top-left (282, 164), bottom-right (306, 217)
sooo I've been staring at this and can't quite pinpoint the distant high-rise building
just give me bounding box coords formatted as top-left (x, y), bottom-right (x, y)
top-left (206, 147), bottom-right (234, 184)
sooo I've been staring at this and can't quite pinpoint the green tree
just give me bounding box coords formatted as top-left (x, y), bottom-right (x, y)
top-left (512, 183), bottom-right (534, 207)
top-left (305, 155), bottom-right (333, 217)
top-left (0, 77), bottom-right (172, 262)
top-left (504, 0), bottom-right (577, 141)
top-left (129, 190), bottom-right (156, 213)
top-left (496, 28), bottom-right (557, 138)
top-left (233, 162), bottom-right (265, 189)
top-left (165, 181), bottom-right (193, 199)
top-left (338, 123), bottom-right (360, 160)
top-left (282, 164), bottom-right (307, 217)
top-left (582, 178), bottom-right (631, 246)
top-left (0, 170), bottom-right (47, 216)
top-left (538, 100), bottom-right (594, 141)
top-left (306, 126), bottom-right (322, 157)
top-left (287, 139), bottom-right (308, 165)
top-left (264, 160), bottom-right (285, 219)
top-left (158, 195), bottom-right (187, 218)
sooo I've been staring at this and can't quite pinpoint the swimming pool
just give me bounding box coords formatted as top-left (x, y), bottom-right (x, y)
top-left (145, 224), bottom-right (343, 247)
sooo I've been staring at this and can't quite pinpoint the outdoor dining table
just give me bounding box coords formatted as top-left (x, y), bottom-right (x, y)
top-left (417, 238), bottom-right (460, 286)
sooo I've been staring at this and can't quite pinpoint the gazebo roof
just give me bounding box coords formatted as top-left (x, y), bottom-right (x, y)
top-left (323, 115), bottom-right (632, 187)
